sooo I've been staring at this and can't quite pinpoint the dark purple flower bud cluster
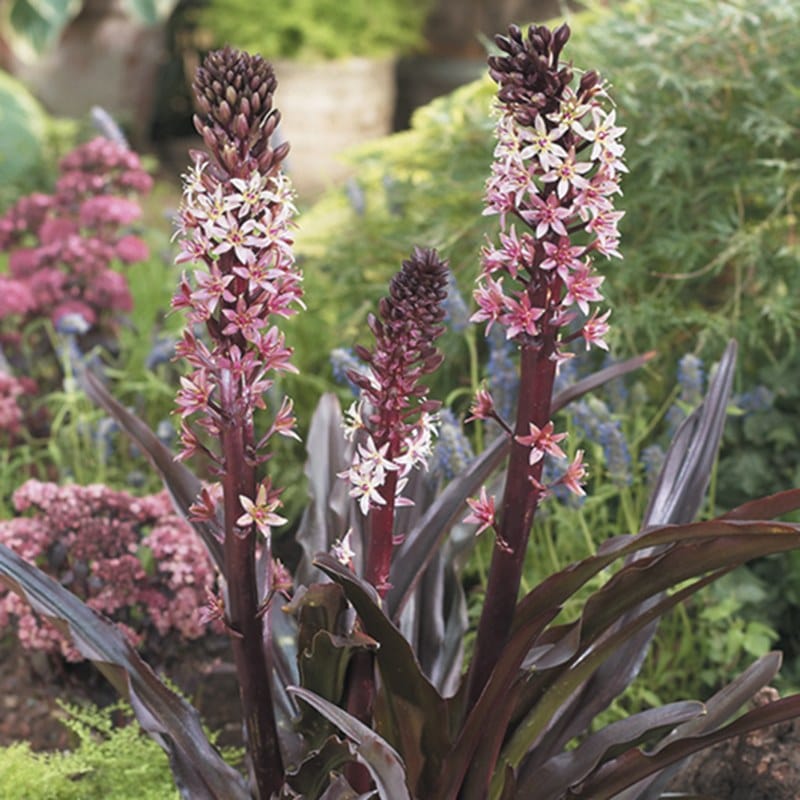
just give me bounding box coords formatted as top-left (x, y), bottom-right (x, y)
top-left (0, 137), bottom-right (152, 335)
top-left (0, 481), bottom-right (218, 662)
top-left (192, 46), bottom-right (288, 179)
top-left (340, 247), bottom-right (448, 516)
top-left (339, 247), bottom-right (448, 595)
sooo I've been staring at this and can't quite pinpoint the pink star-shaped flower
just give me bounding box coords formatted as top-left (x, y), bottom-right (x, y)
top-left (463, 486), bottom-right (496, 536)
top-left (516, 420), bottom-right (567, 465)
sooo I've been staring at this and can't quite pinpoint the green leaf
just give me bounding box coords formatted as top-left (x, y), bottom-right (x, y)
top-left (4, 0), bottom-right (80, 54)
top-left (288, 687), bottom-right (412, 800)
top-left (0, 543), bottom-right (248, 800)
top-left (0, 71), bottom-right (47, 187)
top-left (121, 0), bottom-right (179, 25)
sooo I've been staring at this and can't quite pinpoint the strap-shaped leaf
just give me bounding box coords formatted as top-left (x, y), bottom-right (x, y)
top-left (500, 518), bottom-right (800, 782)
top-left (721, 487), bottom-right (800, 521)
top-left (515, 343), bottom-right (738, 770)
top-left (81, 368), bottom-right (224, 571)
top-left (294, 393), bottom-right (365, 587)
top-left (288, 687), bottom-right (412, 800)
top-left (436, 606), bottom-right (560, 800)
top-left (0, 543), bottom-right (247, 800)
top-left (617, 652), bottom-right (783, 800)
top-left (575, 693), bottom-right (800, 798)
top-left (315, 554), bottom-right (451, 793)
top-left (515, 701), bottom-right (705, 799)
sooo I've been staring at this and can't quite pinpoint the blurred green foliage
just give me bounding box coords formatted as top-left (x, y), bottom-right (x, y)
top-left (0, 699), bottom-right (241, 799)
top-left (0, 71), bottom-right (75, 209)
top-left (194, 0), bottom-right (432, 61)
top-left (295, 0), bottom-right (800, 399)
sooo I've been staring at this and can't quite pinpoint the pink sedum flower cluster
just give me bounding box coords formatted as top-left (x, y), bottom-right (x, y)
top-left (0, 370), bottom-right (36, 441)
top-left (0, 137), bottom-right (152, 333)
top-left (0, 481), bottom-right (218, 662)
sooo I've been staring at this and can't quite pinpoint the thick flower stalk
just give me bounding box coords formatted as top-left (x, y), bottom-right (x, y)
top-left (466, 22), bottom-right (626, 705)
top-left (340, 247), bottom-right (448, 596)
top-left (172, 47), bottom-right (301, 798)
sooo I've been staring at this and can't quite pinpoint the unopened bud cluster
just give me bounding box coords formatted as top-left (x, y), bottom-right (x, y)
top-left (340, 247), bottom-right (448, 515)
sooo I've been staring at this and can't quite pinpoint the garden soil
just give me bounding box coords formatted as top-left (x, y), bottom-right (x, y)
top-left (2, 637), bottom-right (800, 798)
top-left (0, 634), bottom-right (244, 752)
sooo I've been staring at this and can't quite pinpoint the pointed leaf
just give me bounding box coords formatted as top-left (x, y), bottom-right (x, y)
top-left (286, 734), bottom-right (354, 799)
top-left (721, 487), bottom-right (800, 521)
top-left (549, 351), bottom-right (656, 412)
top-left (0, 543), bottom-right (247, 799)
top-left (514, 701), bottom-right (705, 799)
top-left (295, 394), bottom-right (365, 586)
top-left (314, 554), bottom-right (451, 792)
top-left (80, 369), bottom-right (224, 571)
top-left (440, 606), bottom-right (561, 800)
top-left (616, 652), bottom-right (783, 800)
top-left (643, 340), bottom-right (736, 528)
top-left (502, 520), bottom-right (800, 778)
top-left (576, 693), bottom-right (800, 798)
top-left (288, 687), bottom-right (412, 800)
top-left (543, 343), bottom-right (737, 762)
top-left (318, 773), bottom-right (376, 800)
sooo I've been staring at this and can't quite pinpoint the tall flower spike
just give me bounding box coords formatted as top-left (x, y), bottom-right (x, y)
top-left (467, 22), bottom-right (625, 707)
top-left (172, 47), bottom-right (300, 797)
top-left (341, 246), bottom-right (449, 595)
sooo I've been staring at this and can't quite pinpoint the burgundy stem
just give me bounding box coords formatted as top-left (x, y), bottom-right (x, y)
top-left (365, 469), bottom-right (399, 598)
top-left (465, 333), bottom-right (557, 709)
top-left (220, 372), bottom-right (283, 799)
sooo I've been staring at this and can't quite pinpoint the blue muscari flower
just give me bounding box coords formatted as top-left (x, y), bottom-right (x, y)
top-left (433, 408), bottom-right (475, 481)
top-left (487, 327), bottom-right (518, 422)
top-left (677, 354), bottom-right (705, 405)
top-left (79, 415), bottom-right (119, 464)
top-left (330, 347), bottom-right (364, 397)
top-left (443, 274), bottom-right (470, 334)
top-left (91, 106), bottom-right (129, 149)
top-left (641, 443), bottom-right (666, 489)
top-left (600, 354), bottom-right (630, 413)
top-left (146, 337), bottom-right (177, 370)
top-left (156, 419), bottom-right (176, 447)
top-left (55, 312), bottom-right (91, 336)
top-left (570, 397), bottom-right (632, 488)
top-left (597, 419), bottom-right (632, 487)
top-left (734, 385), bottom-right (775, 414)
top-left (666, 354), bottom-right (706, 437)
